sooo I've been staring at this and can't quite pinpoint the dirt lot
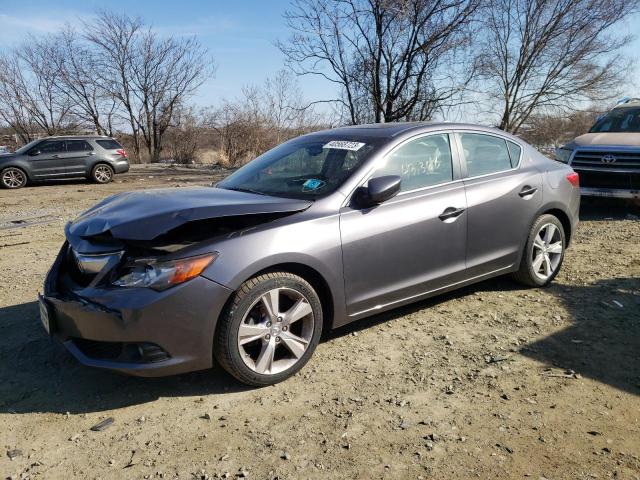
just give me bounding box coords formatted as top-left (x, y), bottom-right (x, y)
top-left (0, 165), bottom-right (639, 480)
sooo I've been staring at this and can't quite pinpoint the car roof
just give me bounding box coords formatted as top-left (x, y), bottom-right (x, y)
top-left (612, 98), bottom-right (640, 109)
top-left (307, 121), bottom-right (517, 141)
top-left (38, 135), bottom-right (115, 140)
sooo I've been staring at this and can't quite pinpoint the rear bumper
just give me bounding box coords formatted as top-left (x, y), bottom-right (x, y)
top-left (580, 187), bottom-right (640, 199)
top-left (113, 160), bottom-right (130, 174)
top-left (42, 246), bottom-right (232, 377)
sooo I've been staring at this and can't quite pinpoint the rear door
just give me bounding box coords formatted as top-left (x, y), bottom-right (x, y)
top-left (62, 140), bottom-right (95, 176)
top-left (456, 131), bottom-right (542, 276)
top-left (26, 140), bottom-right (66, 178)
top-left (340, 132), bottom-right (468, 318)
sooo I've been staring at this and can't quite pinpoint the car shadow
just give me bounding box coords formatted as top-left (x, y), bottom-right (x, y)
top-left (0, 301), bottom-right (251, 415)
top-left (520, 276), bottom-right (639, 395)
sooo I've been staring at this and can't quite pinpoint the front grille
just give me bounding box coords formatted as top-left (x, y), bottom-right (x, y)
top-left (572, 149), bottom-right (640, 171)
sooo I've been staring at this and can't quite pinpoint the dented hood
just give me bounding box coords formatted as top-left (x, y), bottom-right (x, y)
top-left (68, 186), bottom-right (312, 241)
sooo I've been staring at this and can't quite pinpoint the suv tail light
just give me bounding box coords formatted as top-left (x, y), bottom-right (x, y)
top-left (117, 149), bottom-right (128, 158)
top-left (566, 172), bottom-right (579, 187)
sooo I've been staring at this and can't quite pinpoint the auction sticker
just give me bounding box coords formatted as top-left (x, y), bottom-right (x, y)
top-left (323, 140), bottom-right (366, 151)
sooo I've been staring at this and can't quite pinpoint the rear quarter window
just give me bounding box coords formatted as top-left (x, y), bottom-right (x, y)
top-left (96, 139), bottom-right (123, 150)
top-left (507, 141), bottom-right (522, 167)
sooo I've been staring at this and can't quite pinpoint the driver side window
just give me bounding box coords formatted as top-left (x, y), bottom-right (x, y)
top-left (31, 140), bottom-right (65, 155)
top-left (375, 133), bottom-right (453, 192)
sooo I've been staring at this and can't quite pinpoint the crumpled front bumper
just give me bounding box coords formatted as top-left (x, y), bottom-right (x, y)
top-left (41, 244), bottom-right (232, 377)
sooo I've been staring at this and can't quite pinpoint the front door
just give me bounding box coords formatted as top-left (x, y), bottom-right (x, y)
top-left (26, 139), bottom-right (66, 178)
top-left (340, 132), bottom-right (468, 318)
top-left (456, 132), bottom-right (543, 276)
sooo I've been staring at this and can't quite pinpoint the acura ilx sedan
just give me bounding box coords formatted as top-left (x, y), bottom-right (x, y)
top-left (40, 122), bottom-right (579, 386)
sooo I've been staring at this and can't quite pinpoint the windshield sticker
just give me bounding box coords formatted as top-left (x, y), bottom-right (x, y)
top-left (323, 140), bottom-right (366, 151)
top-left (302, 178), bottom-right (326, 191)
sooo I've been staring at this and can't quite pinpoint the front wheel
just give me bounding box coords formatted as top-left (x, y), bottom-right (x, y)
top-left (91, 163), bottom-right (114, 184)
top-left (1, 167), bottom-right (27, 189)
top-left (513, 214), bottom-right (565, 287)
top-left (214, 272), bottom-right (323, 386)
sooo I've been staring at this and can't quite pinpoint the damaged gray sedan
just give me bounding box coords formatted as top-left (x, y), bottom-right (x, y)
top-left (40, 122), bottom-right (580, 386)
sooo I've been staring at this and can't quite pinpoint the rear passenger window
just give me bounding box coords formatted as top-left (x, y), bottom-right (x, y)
top-left (459, 133), bottom-right (513, 177)
top-left (66, 140), bottom-right (93, 152)
top-left (507, 141), bottom-right (521, 167)
top-left (375, 133), bottom-right (453, 192)
top-left (96, 139), bottom-right (123, 150)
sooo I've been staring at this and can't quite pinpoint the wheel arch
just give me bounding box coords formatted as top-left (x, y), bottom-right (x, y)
top-left (217, 261), bottom-right (338, 336)
top-left (540, 207), bottom-right (572, 247)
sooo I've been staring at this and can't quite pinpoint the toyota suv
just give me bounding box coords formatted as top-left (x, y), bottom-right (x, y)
top-left (555, 98), bottom-right (640, 199)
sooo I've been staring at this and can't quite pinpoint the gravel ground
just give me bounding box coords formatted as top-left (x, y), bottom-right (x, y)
top-left (0, 165), bottom-right (639, 480)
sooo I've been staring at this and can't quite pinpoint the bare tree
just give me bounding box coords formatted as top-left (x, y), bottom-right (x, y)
top-left (52, 28), bottom-right (118, 136)
top-left (278, 0), bottom-right (479, 124)
top-left (0, 42), bottom-right (74, 142)
top-left (164, 104), bottom-right (202, 164)
top-left (479, 0), bottom-right (639, 134)
top-left (207, 71), bottom-right (324, 167)
top-left (85, 12), bottom-right (215, 162)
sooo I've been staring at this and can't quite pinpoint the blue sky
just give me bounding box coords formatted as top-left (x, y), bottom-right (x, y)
top-left (0, 0), bottom-right (638, 116)
top-left (0, 0), bottom-right (336, 108)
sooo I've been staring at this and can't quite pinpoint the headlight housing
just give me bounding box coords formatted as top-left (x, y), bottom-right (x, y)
top-left (554, 147), bottom-right (573, 163)
top-left (113, 253), bottom-right (218, 290)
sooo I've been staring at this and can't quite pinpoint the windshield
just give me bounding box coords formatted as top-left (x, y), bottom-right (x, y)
top-left (217, 137), bottom-right (378, 199)
top-left (589, 107), bottom-right (640, 133)
top-left (15, 139), bottom-right (41, 154)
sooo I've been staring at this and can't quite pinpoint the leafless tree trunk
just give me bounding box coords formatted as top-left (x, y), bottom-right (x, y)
top-left (478, 0), bottom-right (638, 134)
top-left (85, 12), bottom-right (215, 162)
top-left (278, 0), bottom-right (479, 124)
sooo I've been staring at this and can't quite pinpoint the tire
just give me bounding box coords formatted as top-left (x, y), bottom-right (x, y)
top-left (91, 163), bottom-right (114, 184)
top-left (214, 272), bottom-right (323, 386)
top-left (513, 214), bottom-right (566, 287)
top-left (1, 167), bottom-right (27, 189)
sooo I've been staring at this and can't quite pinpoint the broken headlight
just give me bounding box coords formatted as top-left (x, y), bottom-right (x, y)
top-left (113, 253), bottom-right (218, 291)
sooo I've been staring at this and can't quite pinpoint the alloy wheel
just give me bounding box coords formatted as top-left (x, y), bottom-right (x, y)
top-left (2, 168), bottom-right (25, 188)
top-left (531, 223), bottom-right (563, 280)
top-left (94, 165), bottom-right (113, 183)
top-left (237, 287), bottom-right (315, 375)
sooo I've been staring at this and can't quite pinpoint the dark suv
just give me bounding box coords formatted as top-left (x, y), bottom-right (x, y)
top-left (0, 136), bottom-right (129, 189)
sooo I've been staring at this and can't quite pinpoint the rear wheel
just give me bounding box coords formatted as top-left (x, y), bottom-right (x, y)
top-left (91, 163), bottom-right (114, 184)
top-left (1, 167), bottom-right (27, 189)
top-left (513, 214), bottom-right (565, 287)
top-left (214, 272), bottom-right (323, 386)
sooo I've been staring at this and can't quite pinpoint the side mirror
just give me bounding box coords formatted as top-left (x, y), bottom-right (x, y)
top-left (28, 149), bottom-right (41, 156)
top-left (355, 175), bottom-right (401, 207)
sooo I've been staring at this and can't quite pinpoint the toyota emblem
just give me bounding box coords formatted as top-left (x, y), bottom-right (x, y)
top-left (601, 154), bottom-right (617, 164)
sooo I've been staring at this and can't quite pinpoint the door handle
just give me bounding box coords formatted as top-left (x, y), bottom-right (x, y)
top-left (439, 207), bottom-right (465, 221)
top-left (52, 154), bottom-right (59, 158)
top-left (518, 186), bottom-right (537, 197)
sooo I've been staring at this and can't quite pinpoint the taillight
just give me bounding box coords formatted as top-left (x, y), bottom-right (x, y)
top-left (566, 172), bottom-right (579, 187)
top-left (117, 149), bottom-right (127, 158)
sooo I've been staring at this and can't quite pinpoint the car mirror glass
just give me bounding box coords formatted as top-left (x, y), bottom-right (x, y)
top-left (29, 150), bottom-right (41, 156)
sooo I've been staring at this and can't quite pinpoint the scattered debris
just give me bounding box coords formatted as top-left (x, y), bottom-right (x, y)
top-left (6, 449), bottom-right (22, 460)
top-left (90, 417), bottom-right (114, 431)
